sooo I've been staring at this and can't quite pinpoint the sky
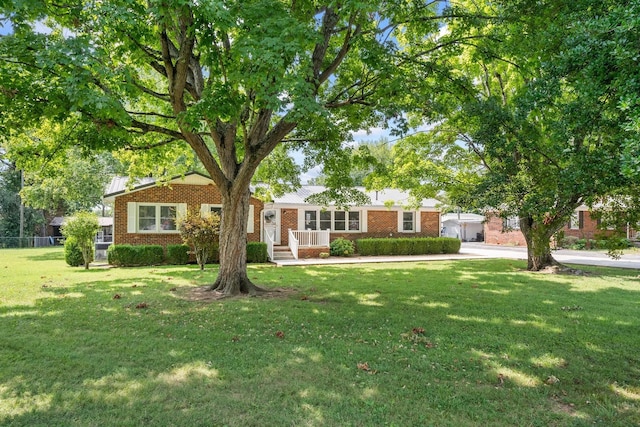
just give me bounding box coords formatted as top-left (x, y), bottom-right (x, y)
top-left (0, 17), bottom-right (12, 35)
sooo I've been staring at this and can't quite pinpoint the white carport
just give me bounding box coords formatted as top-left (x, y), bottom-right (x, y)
top-left (441, 213), bottom-right (485, 242)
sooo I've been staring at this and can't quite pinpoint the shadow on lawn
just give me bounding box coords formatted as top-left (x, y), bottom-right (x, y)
top-left (2, 259), bottom-right (640, 425)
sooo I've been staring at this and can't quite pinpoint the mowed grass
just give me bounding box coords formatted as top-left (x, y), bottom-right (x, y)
top-left (1, 248), bottom-right (639, 426)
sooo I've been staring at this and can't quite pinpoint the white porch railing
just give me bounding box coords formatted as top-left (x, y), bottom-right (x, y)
top-left (265, 228), bottom-right (275, 261)
top-left (288, 229), bottom-right (330, 260)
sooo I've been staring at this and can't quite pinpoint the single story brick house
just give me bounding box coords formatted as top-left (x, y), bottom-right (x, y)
top-left (103, 173), bottom-right (442, 260)
top-left (484, 205), bottom-right (639, 246)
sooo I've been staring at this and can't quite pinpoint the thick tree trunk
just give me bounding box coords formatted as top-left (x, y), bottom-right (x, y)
top-left (519, 215), bottom-right (558, 271)
top-left (210, 186), bottom-right (263, 295)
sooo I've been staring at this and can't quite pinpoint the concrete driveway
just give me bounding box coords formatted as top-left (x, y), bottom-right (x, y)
top-left (272, 242), bottom-right (640, 270)
top-left (460, 242), bottom-right (640, 270)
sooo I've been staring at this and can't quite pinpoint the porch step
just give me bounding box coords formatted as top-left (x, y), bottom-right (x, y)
top-left (272, 246), bottom-right (295, 261)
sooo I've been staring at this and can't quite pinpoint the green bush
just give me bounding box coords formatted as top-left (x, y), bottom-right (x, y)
top-left (107, 244), bottom-right (164, 266)
top-left (64, 236), bottom-right (88, 267)
top-left (355, 237), bottom-right (461, 256)
top-left (330, 238), bottom-right (355, 256)
top-left (166, 244), bottom-right (190, 265)
top-left (247, 242), bottom-right (268, 263)
top-left (441, 237), bottom-right (461, 254)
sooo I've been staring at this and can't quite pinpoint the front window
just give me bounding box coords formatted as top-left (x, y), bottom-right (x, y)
top-left (320, 211), bottom-right (332, 230)
top-left (138, 205), bottom-right (157, 231)
top-left (210, 206), bottom-right (223, 219)
top-left (403, 212), bottom-right (415, 231)
top-left (303, 210), bottom-right (361, 232)
top-left (348, 211), bottom-right (360, 231)
top-left (160, 206), bottom-right (177, 230)
top-left (305, 210), bottom-right (317, 230)
top-left (138, 204), bottom-right (178, 232)
top-left (334, 211), bottom-right (346, 231)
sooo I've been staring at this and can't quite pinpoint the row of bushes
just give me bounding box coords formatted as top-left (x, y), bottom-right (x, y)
top-left (355, 237), bottom-right (461, 256)
top-left (107, 242), bottom-right (268, 267)
top-left (558, 236), bottom-right (633, 250)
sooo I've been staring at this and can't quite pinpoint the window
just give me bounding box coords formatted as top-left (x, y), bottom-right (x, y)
top-left (569, 211), bottom-right (584, 230)
top-left (402, 212), bottom-right (415, 232)
top-left (304, 210), bottom-right (317, 230)
top-left (348, 211), bottom-right (360, 231)
top-left (503, 216), bottom-right (520, 230)
top-left (302, 210), bottom-right (361, 232)
top-left (319, 211), bottom-right (332, 230)
top-left (137, 204), bottom-right (178, 232)
top-left (210, 206), bottom-right (222, 218)
top-left (334, 211), bottom-right (346, 231)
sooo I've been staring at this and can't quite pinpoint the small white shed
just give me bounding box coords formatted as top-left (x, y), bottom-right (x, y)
top-left (441, 213), bottom-right (485, 242)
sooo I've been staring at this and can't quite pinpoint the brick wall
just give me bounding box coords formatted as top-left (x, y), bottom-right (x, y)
top-left (563, 211), bottom-right (616, 240)
top-left (113, 183), bottom-right (263, 247)
top-left (483, 215), bottom-right (527, 246)
top-left (279, 208), bottom-right (299, 246)
top-left (420, 211), bottom-right (440, 237)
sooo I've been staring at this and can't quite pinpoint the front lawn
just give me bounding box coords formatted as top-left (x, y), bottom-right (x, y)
top-left (1, 248), bottom-right (639, 426)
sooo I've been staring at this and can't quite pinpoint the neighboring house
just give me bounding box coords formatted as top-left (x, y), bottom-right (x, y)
top-left (50, 216), bottom-right (113, 243)
top-left (103, 173), bottom-right (442, 260)
top-left (440, 213), bottom-right (485, 242)
top-left (484, 205), bottom-right (638, 245)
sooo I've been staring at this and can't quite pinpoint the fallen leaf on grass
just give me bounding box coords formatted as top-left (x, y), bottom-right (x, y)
top-left (546, 375), bottom-right (560, 385)
top-left (412, 327), bottom-right (425, 335)
top-left (497, 373), bottom-right (505, 387)
top-left (169, 287), bottom-right (177, 292)
top-left (113, 294), bottom-right (121, 300)
top-left (357, 362), bottom-right (378, 374)
top-left (275, 331), bottom-right (285, 339)
top-left (135, 302), bottom-right (148, 309)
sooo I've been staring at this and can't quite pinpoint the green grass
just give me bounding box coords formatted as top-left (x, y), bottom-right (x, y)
top-left (1, 248), bottom-right (640, 426)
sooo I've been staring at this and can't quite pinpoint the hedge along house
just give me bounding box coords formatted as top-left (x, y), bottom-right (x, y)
top-left (103, 172), bottom-right (264, 251)
top-left (264, 186), bottom-right (441, 260)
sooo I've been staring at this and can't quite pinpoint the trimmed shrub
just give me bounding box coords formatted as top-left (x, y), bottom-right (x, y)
top-left (64, 236), bottom-right (87, 267)
top-left (441, 237), bottom-right (461, 254)
top-left (61, 212), bottom-right (100, 269)
top-left (107, 244), bottom-right (164, 266)
top-left (330, 237), bottom-right (355, 256)
top-left (166, 244), bottom-right (190, 265)
top-left (355, 237), bottom-right (461, 256)
top-left (247, 242), bottom-right (268, 263)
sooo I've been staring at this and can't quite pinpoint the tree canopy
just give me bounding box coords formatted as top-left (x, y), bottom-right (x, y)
top-left (373, 0), bottom-right (639, 269)
top-left (0, 0), bottom-right (460, 294)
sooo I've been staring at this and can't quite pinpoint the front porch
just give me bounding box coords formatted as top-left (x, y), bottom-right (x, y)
top-left (266, 229), bottom-right (330, 261)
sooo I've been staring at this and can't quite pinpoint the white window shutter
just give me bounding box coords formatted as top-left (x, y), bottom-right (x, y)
top-left (416, 211), bottom-right (421, 233)
top-left (127, 202), bottom-right (137, 233)
top-left (200, 204), bottom-right (210, 217)
top-left (177, 203), bottom-right (187, 222)
top-left (397, 211), bottom-right (403, 232)
top-left (361, 210), bottom-right (368, 232)
top-left (247, 204), bottom-right (255, 233)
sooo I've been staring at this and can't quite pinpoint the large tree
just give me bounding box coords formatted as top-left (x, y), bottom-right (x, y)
top-left (377, 0), bottom-right (639, 270)
top-left (0, 1), bottom-right (454, 294)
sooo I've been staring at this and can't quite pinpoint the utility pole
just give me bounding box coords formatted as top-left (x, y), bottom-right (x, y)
top-left (19, 169), bottom-right (24, 246)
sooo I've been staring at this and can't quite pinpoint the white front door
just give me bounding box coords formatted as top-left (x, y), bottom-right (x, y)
top-left (262, 208), bottom-right (281, 245)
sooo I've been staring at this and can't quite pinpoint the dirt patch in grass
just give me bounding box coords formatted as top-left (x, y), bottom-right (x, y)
top-left (172, 285), bottom-right (298, 302)
top-left (535, 265), bottom-right (596, 276)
